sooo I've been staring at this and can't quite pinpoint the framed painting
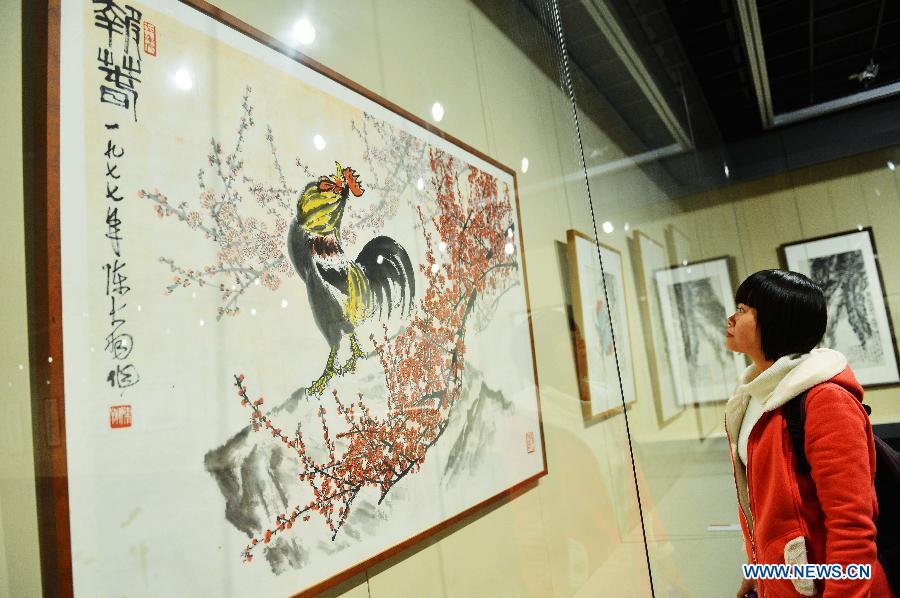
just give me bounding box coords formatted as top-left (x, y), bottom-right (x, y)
top-left (665, 224), bottom-right (692, 267)
top-left (779, 228), bottom-right (900, 387)
top-left (30, 0), bottom-right (547, 595)
top-left (631, 231), bottom-right (684, 425)
top-left (654, 257), bottom-right (745, 405)
top-left (566, 230), bottom-right (636, 420)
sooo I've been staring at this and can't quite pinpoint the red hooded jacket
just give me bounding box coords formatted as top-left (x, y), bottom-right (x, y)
top-left (727, 361), bottom-right (893, 597)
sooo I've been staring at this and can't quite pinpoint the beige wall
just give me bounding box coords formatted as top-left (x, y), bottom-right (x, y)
top-left (614, 148), bottom-right (900, 436)
top-left (0, 0), bottom-right (43, 596)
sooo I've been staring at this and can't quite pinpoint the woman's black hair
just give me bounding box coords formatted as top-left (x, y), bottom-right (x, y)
top-left (734, 269), bottom-right (827, 361)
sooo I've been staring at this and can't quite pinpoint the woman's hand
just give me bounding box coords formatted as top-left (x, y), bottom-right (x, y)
top-left (736, 576), bottom-right (756, 597)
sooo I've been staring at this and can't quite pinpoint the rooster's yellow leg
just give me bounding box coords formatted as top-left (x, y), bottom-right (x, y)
top-left (309, 347), bottom-right (339, 396)
top-left (341, 333), bottom-right (366, 374)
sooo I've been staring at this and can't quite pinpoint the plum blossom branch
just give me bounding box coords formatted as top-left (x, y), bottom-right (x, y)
top-left (138, 86), bottom-right (296, 319)
top-left (233, 148), bottom-right (519, 564)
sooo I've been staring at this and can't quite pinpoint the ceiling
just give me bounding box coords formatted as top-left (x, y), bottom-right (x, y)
top-left (664, 0), bottom-right (900, 141)
top-left (474, 0), bottom-right (900, 197)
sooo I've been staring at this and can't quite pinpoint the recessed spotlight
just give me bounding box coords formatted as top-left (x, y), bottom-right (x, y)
top-left (888, 161), bottom-right (896, 171)
top-left (313, 134), bottom-right (326, 151)
top-left (431, 102), bottom-right (444, 122)
top-left (602, 221), bottom-right (614, 234)
top-left (521, 157), bottom-right (529, 173)
top-left (292, 19), bottom-right (316, 45)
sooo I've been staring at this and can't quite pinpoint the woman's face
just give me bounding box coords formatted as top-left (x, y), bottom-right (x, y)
top-left (726, 303), bottom-right (763, 358)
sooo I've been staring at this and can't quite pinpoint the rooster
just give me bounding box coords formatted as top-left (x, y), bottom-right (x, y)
top-left (287, 163), bottom-right (415, 396)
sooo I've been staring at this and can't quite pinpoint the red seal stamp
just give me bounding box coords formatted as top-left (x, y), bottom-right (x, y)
top-left (525, 431), bottom-right (535, 453)
top-left (109, 404), bottom-right (132, 429)
top-left (143, 21), bottom-right (157, 56)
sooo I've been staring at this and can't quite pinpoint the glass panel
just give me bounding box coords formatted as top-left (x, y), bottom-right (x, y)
top-left (6, 0), bottom-right (655, 596)
top-left (555, 1), bottom-right (900, 596)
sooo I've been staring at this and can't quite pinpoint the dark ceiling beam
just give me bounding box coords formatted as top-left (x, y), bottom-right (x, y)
top-left (684, 14), bottom-right (737, 35)
top-left (761, 0), bottom-right (880, 39)
top-left (772, 80), bottom-right (900, 126)
top-left (809, 0), bottom-right (815, 104)
top-left (690, 43), bottom-right (744, 61)
top-left (766, 38), bottom-right (900, 84)
top-left (578, 0), bottom-right (693, 148)
top-left (735, 0), bottom-right (774, 127)
top-left (704, 63), bottom-right (754, 82)
top-left (871, 0), bottom-right (886, 59)
top-left (763, 17), bottom-right (900, 61)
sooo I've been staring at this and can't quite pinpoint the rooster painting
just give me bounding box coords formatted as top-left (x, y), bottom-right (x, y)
top-left (288, 163), bottom-right (415, 396)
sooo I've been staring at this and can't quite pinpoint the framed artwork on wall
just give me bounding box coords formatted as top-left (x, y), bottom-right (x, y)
top-left (566, 230), bottom-right (637, 420)
top-left (665, 224), bottom-right (692, 267)
top-left (654, 257), bottom-right (745, 405)
top-left (31, 0), bottom-right (547, 595)
top-left (632, 231), bottom-right (684, 425)
top-left (779, 228), bottom-right (900, 387)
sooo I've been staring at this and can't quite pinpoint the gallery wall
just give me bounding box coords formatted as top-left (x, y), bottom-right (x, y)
top-left (610, 146), bottom-right (900, 439)
top-left (0, 0), bottom-right (44, 596)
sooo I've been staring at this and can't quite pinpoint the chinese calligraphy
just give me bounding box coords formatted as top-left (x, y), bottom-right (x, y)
top-left (94, 0), bottom-right (142, 121)
top-left (93, 1), bottom-right (142, 392)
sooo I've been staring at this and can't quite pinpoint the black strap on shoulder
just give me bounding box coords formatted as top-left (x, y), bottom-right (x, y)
top-left (783, 390), bottom-right (811, 475)
top-left (783, 389), bottom-right (874, 476)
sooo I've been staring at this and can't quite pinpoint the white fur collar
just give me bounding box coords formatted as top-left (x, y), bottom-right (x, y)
top-left (725, 348), bottom-right (847, 443)
top-left (757, 348), bottom-right (847, 412)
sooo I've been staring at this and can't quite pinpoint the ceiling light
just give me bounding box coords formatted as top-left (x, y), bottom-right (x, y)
top-left (431, 102), bottom-right (444, 122)
top-left (292, 19), bottom-right (316, 45)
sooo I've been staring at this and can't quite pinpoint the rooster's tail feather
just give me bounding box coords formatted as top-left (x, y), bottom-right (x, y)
top-left (355, 236), bottom-right (416, 319)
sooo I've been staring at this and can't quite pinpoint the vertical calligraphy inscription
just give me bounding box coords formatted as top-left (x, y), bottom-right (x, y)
top-left (92, 0), bottom-right (143, 395)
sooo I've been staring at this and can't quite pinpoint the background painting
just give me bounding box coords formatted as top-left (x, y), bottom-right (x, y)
top-left (632, 231), bottom-right (684, 424)
top-left (654, 257), bottom-right (744, 405)
top-left (55, 0), bottom-right (545, 595)
top-left (566, 230), bottom-right (636, 419)
top-left (781, 228), bottom-right (900, 387)
top-left (665, 224), bottom-right (692, 267)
